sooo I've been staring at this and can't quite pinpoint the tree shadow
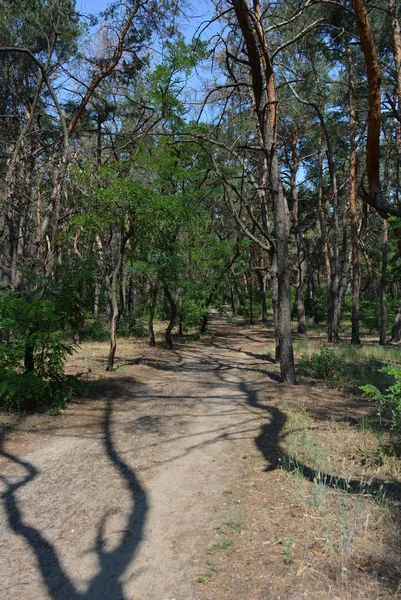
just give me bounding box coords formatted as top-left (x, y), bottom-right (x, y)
top-left (239, 377), bottom-right (401, 592)
top-left (0, 397), bottom-right (147, 600)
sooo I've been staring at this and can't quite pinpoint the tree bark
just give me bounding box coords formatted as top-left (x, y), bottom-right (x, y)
top-left (127, 276), bottom-right (134, 317)
top-left (231, 0), bottom-right (296, 383)
top-left (391, 301), bottom-right (401, 342)
top-left (163, 285), bottom-right (177, 350)
top-left (291, 134), bottom-right (307, 334)
top-left (24, 335), bottom-right (35, 373)
top-left (271, 152), bottom-right (296, 382)
top-left (149, 285), bottom-right (157, 347)
top-left (389, 0), bottom-right (401, 123)
top-left (107, 267), bottom-right (120, 372)
top-left (380, 221), bottom-right (388, 345)
top-left (351, 0), bottom-right (401, 220)
top-left (229, 284), bottom-right (236, 316)
top-left (348, 46), bottom-right (361, 344)
top-left (248, 272), bottom-right (253, 324)
top-left (256, 271), bottom-right (268, 323)
top-left (106, 230), bottom-right (132, 371)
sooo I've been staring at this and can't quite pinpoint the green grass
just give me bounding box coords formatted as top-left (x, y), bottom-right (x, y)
top-left (294, 339), bottom-right (401, 395)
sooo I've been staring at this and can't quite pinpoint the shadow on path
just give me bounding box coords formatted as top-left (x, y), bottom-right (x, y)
top-left (0, 397), bottom-right (147, 600)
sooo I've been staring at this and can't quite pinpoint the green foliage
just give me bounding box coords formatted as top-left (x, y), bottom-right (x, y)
top-left (300, 347), bottom-right (339, 380)
top-left (82, 318), bottom-right (109, 342)
top-left (117, 316), bottom-right (147, 338)
top-left (0, 371), bottom-right (76, 415)
top-left (361, 367), bottom-right (401, 432)
top-left (0, 289), bottom-right (77, 413)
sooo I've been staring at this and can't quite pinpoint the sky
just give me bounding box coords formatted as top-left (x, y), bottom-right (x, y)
top-left (76, 0), bottom-right (218, 43)
top-left (75, 0), bottom-right (221, 121)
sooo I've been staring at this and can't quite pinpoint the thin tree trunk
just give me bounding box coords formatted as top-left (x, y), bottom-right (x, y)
top-left (149, 285), bottom-right (157, 347)
top-left (257, 272), bottom-right (267, 323)
top-left (94, 281), bottom-right (100, 318)
top-left (127, 276), bottom-right (134, 317)
top-left (271, 251), bottom-right (280, 361)
top-left (107, 269), bottom-right (119, 371)
top-left (178, 291), bottom-right (184, 336)
top-left (24, 335), bottom-right (35, 373)
top-left (348, 46), bottom-right (361, 344)
top-left (119, 282), bottom-right (126, 317)
top-left (291, 134), bottom-right (307, 333)
top-left (229, 284), bottom-right (236, 316)
top-left (317, 136), bottom-right (332, 334)
top-left (380, 221), bottom-right (388, 345)
top-left (233, 275), bottom-right (245, 310)
top-left (391, 301), bottom-right (401, 342)
top-left (107, 230), bottom-right (132, 371)
top-left (305, 239), bottom-right (319, 324)
top-left (389, 0), bottom-right (401, 124)
top-left (97, 116), bottom-right (102, 169)
top-left (164, 285), bottom-right (177, 350)
top-left (248, 273), bottom-right (253, 324)
top-left (380, 109), bottom-right (394, 344)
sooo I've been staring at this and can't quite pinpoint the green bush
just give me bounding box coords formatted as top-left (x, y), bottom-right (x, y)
top-left (0, 370), bottom-right (76, 413)
top-left (300, 347), bottom-right (340, 380)
top-left (361, 366), bottom-right (401, 432)
top-left (82, 317), bottom-right (109, 341)
top-left (0, 289), bottom-right (77, 413)
top-left (117, 316), bottom-right (147, 338)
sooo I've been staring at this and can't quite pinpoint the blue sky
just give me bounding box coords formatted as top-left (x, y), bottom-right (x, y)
top-left (76, 0), bottom-right (217, 42)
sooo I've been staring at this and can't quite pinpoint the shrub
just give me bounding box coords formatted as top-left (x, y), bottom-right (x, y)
top-left (82, 317), bottom-right (109, 341)
top-left (117, 316), bottom-right (147, 338)
top-left (360, 366), bottom-right (401, 432)
top-left (300, 347), bottom-right (339, 380)
top-left (0, 289), bottom-right (77, 413)
top-left (0, 370), bottom-right (76, 414)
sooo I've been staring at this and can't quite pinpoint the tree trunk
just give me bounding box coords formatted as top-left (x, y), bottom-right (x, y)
top-left (389, 0), bottom-right (401, 128)
top-left (257, 272), bottom-right (267, 323)
top-left (233, 276), bottom-right (245, 310)
top-left (248, 273), bottom-right (253, 324)
top-left (380, 221), bottom-right (388, 345)
top-left (106, 230), bottom-right (132, 371)
top-left (271, 154), bottom-right (296, 383)
top-left (271, 251), bottom-right (280, 361)
top-left (229, 284), bottom-right (236, 316)
top-left (291, 134), bottom-right (307, 334)
top-left (391, 301), bottom-right (401, 342)
top-left (24, 336), bottom-right (35, 373)
top-left (305, 239), bottom-right (319, 324)
top-left (149, 285), bottom-right (157, 347)
top-left (164, 285), bottom-right (176, 350)
top-left (127, 277), bottom-right (134, 317)
top-left (230, 0), bottom-right (296, 383)
top-left (178, 292), bottom-right (184, 336)
top-left (351, 0), bottom-right (401, 222)
top-left (200, 313), bottom-right (208, 334)
top-left (94, 280), bottom-right (100, 318)
top-left (348, 46), bottom-right (361, 344)
top-left (119, 281), bottom-right (126, 317)
top-left (107, 269), bottom-right (119, 372)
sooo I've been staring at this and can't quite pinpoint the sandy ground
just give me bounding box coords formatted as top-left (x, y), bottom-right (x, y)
top-left (0, 317), bottom-right (276, 600)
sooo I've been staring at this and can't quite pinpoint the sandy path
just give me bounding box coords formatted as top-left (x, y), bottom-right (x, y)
top-left (0, 319), bottom-right (274, 600)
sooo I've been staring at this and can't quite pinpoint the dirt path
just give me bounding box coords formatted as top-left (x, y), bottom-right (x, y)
top-left (0, 318), bottom-right (279, 600)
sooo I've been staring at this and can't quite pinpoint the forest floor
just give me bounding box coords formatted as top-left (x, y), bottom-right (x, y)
top-left (1, 315), bottom-right (401, 600)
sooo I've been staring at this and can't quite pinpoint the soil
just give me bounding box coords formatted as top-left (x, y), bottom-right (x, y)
top-left (1, 317), bottom-right (400, 600)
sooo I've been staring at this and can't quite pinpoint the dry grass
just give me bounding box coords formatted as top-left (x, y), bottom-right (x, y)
top-left (276, 400), bottom-right (401, 597)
